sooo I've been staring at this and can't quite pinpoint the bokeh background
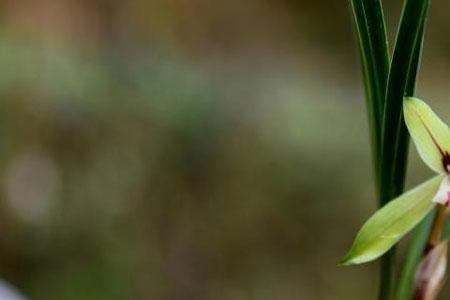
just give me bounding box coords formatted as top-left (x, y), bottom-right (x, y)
top-left (0, 0), bottom-right (450, 299)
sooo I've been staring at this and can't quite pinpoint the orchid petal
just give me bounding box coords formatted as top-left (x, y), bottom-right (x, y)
top-left (432, 176), bottom-right (450, 206)
top-left (403, 97), bottom-right (450, 173)
top-left (341, 175), bottom-right (443, 265)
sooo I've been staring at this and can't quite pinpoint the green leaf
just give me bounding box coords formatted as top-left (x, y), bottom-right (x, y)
top-left (404, 97), bottom-right (450, 173)
top-left (379, 0), bottom-right (430, 205)
top-left (350, 0), bottom-right (390, 178)
top-left (341, 175), bottom-right (442, 265)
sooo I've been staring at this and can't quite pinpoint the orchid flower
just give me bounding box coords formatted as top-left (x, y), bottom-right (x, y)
top-left (342, 97), bottom-right (450, 265)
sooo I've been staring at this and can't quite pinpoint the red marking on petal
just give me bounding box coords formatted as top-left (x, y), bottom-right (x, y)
top-left (443, 152), bottom-right (450, 173)
top-left (415, 110), bottom-right (450, 172)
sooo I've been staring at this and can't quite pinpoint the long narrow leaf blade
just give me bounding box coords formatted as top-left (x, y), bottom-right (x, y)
top-left (380, 0), bottom-right (430, 205)
top-left (350, 0), bottom-right (389, 180)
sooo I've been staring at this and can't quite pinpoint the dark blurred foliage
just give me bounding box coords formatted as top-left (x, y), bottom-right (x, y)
top-left (0, 0), bottom-right (449, 299)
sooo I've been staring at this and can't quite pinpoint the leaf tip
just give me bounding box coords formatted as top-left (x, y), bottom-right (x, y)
top-left (339, 251), bottom-right (358, 266)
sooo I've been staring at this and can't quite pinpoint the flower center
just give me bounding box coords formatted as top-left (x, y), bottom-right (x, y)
top-left (433, 176), bottom-right (450, 207)
top-left (443, 152), bottom-right (450, 173)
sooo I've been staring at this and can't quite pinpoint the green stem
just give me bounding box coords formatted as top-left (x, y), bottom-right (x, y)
top-left (378, 0), bottom-right (429, 299)
top-left (392, 15), bottom-right (427, 300)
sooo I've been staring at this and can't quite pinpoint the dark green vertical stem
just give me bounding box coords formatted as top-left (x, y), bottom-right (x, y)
top-left (393, 24), bottom-right (428, 300)
top-left (379, 0), bottom-right (430, 299)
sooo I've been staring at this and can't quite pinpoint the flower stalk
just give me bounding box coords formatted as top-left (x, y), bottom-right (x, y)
top-left (413, 239), bottom-right (448, 300)
top-left (346, 0), bottom-right (446, 299)
top-left (425, 206), bottom-right (448, 253)
top-left (412, 207), bottom-right (449, 300)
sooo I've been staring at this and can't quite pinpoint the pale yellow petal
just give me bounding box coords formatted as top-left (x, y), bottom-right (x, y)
top-left (403, 97), bottom-right (450, 173)
top-left (341, 175), bottom-right (443, 265)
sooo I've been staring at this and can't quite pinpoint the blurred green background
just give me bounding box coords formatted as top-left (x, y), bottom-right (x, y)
top-left (0, 0), bottom-right (449, 299)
